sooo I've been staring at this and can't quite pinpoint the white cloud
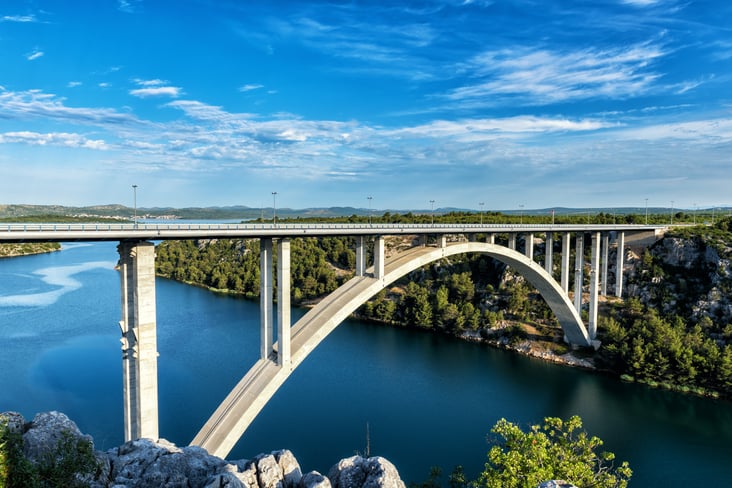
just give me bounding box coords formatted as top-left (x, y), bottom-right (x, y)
top-left (133, 78), bottom-right (169, 87)
top-left (130, 86), bottom-right (181, 98)
top-left (26, 50), bottom-right (44, 61)
top-left (239, 84), bottom-right (264, 92)
top-left (67, 81), bottom-right (82, 88)
top-left (447, 41), bottom-right (666, 105)
top-left (2, 14), bottom-right (37, 22)
top-left (0, 131), bottom-right (110, 150)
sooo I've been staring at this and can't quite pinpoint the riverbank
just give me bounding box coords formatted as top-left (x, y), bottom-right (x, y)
top-left (0, 242), bottom-right (61, 258)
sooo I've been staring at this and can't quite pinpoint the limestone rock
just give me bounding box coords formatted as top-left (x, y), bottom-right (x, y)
top-left (328, 455), bottom-right (405, 488)
top-left (274, 449), bottom-right (303, 488)
top-left (0, 411), bottom-right (25, 435)
top-left (22, 411), bottom-right (94, 463)
top-left (300, 471), bottom-right (331, 488)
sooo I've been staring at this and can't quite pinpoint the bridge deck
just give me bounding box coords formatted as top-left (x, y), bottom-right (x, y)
top-left (0, 222), bottom-right (666, 243)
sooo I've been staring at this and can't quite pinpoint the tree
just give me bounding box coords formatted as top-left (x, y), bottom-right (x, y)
top-left (474, 416), bottom-right (632, 488)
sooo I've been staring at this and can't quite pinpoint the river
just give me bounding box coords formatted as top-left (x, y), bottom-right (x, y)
top-left (1, 241), bottom-right (731, 485)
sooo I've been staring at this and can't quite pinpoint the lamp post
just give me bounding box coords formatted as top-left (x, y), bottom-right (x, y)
top-left (430, 200), bottom-right (435, 226)
top-left (479, 202), bottom-right (484, 225)
top-left (519, 204), bottom-right (524, 225)
top-left (712, 206), bottom-right (716, 225)
top-left (693, 203), bottom-right (697, 225)
top-left (367, 196), bottom-right (373, 225)
top-left (670, 200), bottom-right (674, 225)
top-left (272, 192), bottom-right (277, 226)
top-left (132, 184), bottom-right (138, 228)
top-left (645, 198), bottom-right (648, 225)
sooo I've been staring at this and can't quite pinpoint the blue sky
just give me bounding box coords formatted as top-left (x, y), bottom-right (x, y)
top-left (0, 0), bottom-right (730, 212)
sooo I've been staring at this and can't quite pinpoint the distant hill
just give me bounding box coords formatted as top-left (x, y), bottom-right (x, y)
top-left (0, 203), bottom-right (728, 221)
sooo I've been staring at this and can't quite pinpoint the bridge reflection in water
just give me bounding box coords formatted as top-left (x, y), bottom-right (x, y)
top-left (0, 222), bottom-right (665, 457)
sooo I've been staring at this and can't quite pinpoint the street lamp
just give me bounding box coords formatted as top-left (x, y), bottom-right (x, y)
top-left (272, 192), bottom-right (277, 226)
top-left (430, 200), bottom-right (435, 226)
top-left (132, 184), bottom-right (138, 228)
top-left (367, 196), bottom-right (373, 225)
top-left (479, 202), bottom-right (484, 225)
top-left (519, 204), bottom-right (524, 225)
top-left (645, 198), bottom-right (648, 225)
top-left (670, 200), bottom-right (674, 225)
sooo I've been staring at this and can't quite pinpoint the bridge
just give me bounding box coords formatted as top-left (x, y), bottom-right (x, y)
top-left (0, 221), bottom-right (665, 458)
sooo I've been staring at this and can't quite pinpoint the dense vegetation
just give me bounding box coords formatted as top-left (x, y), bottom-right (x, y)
top-left (0, 419), bottom-right (98, 488)
top-left (413, 416), bottom-right (631, 488)
top-left (596, 217), bottom-right (732, 397)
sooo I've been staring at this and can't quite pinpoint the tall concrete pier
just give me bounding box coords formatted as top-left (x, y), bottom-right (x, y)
top-left (118, 241), bottom-right (159, 441)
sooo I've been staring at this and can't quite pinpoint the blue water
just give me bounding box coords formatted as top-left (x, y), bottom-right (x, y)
top-left (1, 242), bottom-right (731, 485)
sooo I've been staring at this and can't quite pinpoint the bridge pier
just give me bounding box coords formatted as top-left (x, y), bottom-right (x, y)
top-left (277, 239), bottom-right (291, 367)
top-left (561, 232), bottom-right (570, 292)
top-left (260, 238), bottom-right (274, 360)
top-left (525, 233), bottom-right (534, 260)
top-left (588, 232), bottom-right (600, 339)
top-left (508, 233), bottom-right (517, 250)
top-left (573, 233), bottom-right (584, 313)
top-left (118, 240), bottom-right (159, 442)
top-left (374, 236), bottom-right (385, 279)
top-left (545, 233), bottom-right (554, 275)
top-left (616, 231), bottom-right (625, 297)
top-left (355, 236), bottom-right (366, 277)
top-left (601, 233), bottom-right (609, 296)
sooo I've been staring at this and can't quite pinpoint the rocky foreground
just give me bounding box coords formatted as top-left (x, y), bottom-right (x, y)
top-left (1, 411), bottom-right (406, 488)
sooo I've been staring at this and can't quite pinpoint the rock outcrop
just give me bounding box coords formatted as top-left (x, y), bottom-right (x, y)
top-left (1, 411), bottom-right (406, 488)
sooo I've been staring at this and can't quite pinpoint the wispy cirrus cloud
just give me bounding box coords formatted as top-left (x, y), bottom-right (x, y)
top-left (26, 49), bottom-right (44, 61)
top-left (0, 131), bottom-right (110, 150)
top-left (1, 14), bottom-right (38, 23)
top-left (446, 41), bottom-right (667, 106)
top-left (239, 84), bottom-right (264, 92)
top-left (129, 79), bottom-right (181, 98)
top-left (0, 88), bottom-right (139, 126)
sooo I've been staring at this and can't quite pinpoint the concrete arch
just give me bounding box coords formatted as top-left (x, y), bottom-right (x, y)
top-left (192, 242), bottom-right (590, 458)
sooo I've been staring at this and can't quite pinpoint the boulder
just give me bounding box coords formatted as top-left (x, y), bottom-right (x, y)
top-left (300, 471), bottom-right (331, 488)
top-left (328, 455), bottom-right (405, 488)
top-left (22, 411), bottom-right (94, 463)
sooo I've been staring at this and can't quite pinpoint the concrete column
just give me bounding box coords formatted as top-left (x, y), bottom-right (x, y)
top-left (508, 233), bottom-right (517, 250)
top-left (420, 235), bottom-right (428, 246)
top-left (574, 233), bottom-right (584, 313)
top-left (561, 232), bottom-right (570, 293)
top-left (277, 239), bottom-right (291, 368)
top-left (374, 236), bottom-right (385, 279)
top-left (260, 238), bottom-right (274, 360)
top-left (525, 233), bottom-right (534, 260)
top-left (439, 235), bottom-right (447, 248)
top-left (487, 233), bottom-right (495, 244)
top-left (601, 233), bottom-right (609, 296)
top-left (118, 240), bottom-right (159, 441)
top-left (616, 231), bottom-right (625, 297)
top-left (355, 235), bottom-right (366, 277)
top-left (589, 232), bottom-right (601, 340)
top-left (545, 233), bottom-right (554, 275)
top-left (467, 233), bottom-right (476, 242)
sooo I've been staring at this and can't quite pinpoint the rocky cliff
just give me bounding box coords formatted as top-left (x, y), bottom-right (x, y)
top-left (1, 411), bottom-right (406, 488)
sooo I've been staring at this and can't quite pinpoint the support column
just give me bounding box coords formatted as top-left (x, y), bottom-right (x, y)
top-left (589, 232), bottom-right (601, 340)
top-left (508, 233), bottom-right (517, 250)
top-left (277, 239), bottom-right (291, 368)
top-left (260, 238), bottom-right (274, 360)
top-left (525, 233), bottom-right (534, 260)
top-left (355, 235), bottom-right (366, 277)
top-left (487, 233), bottom-right (495, 244)
top-left (561, 232), bottom-right (570, 293)
top-left (601, 233), bottom-right (609, 296)
top-left (574, 233), bottom-right (584, 313)
top-left (616, 231), bottom-right (625, 297)
top-left (545, 233), bottom-right (554, 275)
top-left (118, 240), bottom-right (159, 442)
top-left (439, 235), bottom-right (447, 248)
top-left (374, 236), bottom-right (385, 279)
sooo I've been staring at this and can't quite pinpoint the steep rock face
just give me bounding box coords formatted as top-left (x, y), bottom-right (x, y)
top-left (328, 456), bottom-right (405, 488)
top-left (2, 411), bottom-right (405, 488)
top-left (629, 235), bottom-right (732, 328)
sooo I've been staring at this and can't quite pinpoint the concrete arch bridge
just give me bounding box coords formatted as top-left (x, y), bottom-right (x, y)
top-left (0, 222), bottom-right (665, 458)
